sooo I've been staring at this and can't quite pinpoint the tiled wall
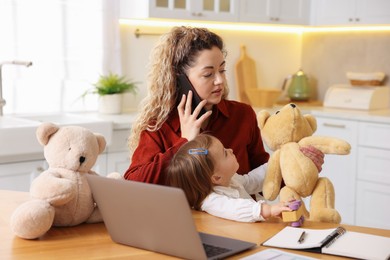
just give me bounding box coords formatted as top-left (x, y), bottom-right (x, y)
top-left (301, 31), bottom-right (390, 100)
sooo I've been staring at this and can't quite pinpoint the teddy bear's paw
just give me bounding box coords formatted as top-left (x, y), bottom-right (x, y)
top-left (107, 172), bottom-right (123, 179)
top-left (310, 208), bottom-right (341, 224)
top-left (10, 200), bottom-right (55, 239)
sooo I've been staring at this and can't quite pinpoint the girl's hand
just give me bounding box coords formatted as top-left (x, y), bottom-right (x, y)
top-left (177, 91), bottom-right (212, 141)
top-left (300, 146), bottom-right (325, 173)
top-left (261, 202), bottom-right (291, 219)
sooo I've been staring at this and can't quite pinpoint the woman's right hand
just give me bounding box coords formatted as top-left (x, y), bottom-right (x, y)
top-left (177, 91), bottom-right (212, 141)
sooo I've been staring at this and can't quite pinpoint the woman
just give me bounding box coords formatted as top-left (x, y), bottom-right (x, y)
top-left (124, 26), bottom-right (323, 184)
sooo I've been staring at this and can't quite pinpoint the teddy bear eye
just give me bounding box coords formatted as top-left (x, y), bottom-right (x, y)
top-left (275, 111), bottom-right (280, 114)
top-left (68, 147), bottom-right (71, 151)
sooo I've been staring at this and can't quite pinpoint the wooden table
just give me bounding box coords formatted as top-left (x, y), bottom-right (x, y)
top-left (1, 190), bottom-right (389, 259)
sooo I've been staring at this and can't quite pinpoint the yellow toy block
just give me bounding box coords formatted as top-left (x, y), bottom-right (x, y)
top-left (282, 204), bottom-right (304, 222)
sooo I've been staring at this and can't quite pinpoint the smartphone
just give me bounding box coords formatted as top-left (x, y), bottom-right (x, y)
top-left (177, 74), bottom-right (207, 118)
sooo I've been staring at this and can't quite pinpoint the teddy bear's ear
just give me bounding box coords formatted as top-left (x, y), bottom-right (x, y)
top-left (36, 122), bottom-right (60, 146)
top-left (257, 110), bottom-right (271, 129)
top-left (304, 114), bottom-right (317, 132)
top-left (94, 133), bottom-right (106, 154)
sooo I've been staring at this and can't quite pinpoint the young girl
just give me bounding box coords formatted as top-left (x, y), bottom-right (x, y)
top-left (166, 134), bottom-right (291, 222)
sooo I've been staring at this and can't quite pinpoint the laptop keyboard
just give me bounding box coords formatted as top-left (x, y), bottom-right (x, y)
top-left (203, 243), bottom-right (232, 258)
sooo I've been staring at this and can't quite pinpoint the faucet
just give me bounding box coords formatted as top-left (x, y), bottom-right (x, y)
top-left (0, 60), bottom-right (33, 116)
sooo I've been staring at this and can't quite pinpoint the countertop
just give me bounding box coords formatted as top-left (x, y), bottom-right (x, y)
top-left (74, 106), bottom-right (390, 129)
top-left (70, 111), bottom-right (139, 130)
top-left (254, 105), bottom-right (390, 125)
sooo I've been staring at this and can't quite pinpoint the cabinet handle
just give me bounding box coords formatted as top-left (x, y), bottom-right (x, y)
top-left (191, 12), bottom-right (203, 17)
top-left (322, 123), bottom-right (346, 129)
top-left (349, 18), bottom-right (353, 22)
top-left (355, 18), bottom-right (360, 22)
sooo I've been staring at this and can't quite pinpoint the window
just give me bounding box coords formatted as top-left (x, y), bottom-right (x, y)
top-left (0, 0), bottom-right (120, 114)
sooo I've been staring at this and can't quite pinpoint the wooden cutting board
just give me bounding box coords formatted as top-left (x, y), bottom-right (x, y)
top-left (234, 45), bottom-right (257, 104)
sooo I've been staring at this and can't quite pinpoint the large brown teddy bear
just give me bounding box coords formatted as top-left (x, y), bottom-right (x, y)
top-left (258, 103), bottom-right (351, 223)
top-left (10, 123), bottom-right (121, 239)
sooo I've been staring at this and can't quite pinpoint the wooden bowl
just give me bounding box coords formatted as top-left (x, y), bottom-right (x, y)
top-left (245, 88), bottom-right (282, 108)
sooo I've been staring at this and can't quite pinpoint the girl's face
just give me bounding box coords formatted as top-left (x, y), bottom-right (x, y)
top-left (186, 46), bottom-right (226, 111)
top-left (209, 137), bottom-right (239, 187)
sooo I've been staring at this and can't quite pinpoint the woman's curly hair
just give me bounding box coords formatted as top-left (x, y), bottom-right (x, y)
top-left (128, 26), bottom-right (229, 151)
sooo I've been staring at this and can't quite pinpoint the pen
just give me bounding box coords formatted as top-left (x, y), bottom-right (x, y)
top-left (298, 231), bottom-right (306, 243)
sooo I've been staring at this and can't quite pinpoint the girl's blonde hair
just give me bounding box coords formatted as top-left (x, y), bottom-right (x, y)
top-left (128, 26), bottom-right (228, 151)
top-left (166, 134), bottom-right (216, 210)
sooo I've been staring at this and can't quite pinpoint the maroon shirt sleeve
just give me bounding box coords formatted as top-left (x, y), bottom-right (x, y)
top-left (124, 123), bottom-right (187, 184)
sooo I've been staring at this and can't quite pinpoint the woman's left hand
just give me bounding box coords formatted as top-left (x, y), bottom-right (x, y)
top-left (300, 146), bottom-right (324, 173)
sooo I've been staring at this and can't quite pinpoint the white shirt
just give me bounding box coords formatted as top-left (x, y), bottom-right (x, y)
top-left (201, 163), bottom-right (267, 222)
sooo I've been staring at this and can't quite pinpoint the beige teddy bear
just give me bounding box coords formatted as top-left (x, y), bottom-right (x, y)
top-left (258, 103), bottom-right (351, 223)
top-left (10, 122), bottom-right (121, 239)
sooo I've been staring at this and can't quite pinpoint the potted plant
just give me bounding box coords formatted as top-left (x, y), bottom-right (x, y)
top-left (83, 72), bottom-right (138, 114)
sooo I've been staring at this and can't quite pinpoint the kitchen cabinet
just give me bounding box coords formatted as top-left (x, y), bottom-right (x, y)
top-left (312, 0), bottom-right (390, 26)
top-left (314, 116), bottom-right (358, 226)
top-left (239, 0), bottom-right (310, 25)
top-left (120, 0), bottom-right (239, 22)
top-left (107, 152), bottom-right (131, 175)
top-left (355, 122), bottom-right (390, 229)
top-left (0, 160), bottom-right (46, 192)
top-left (105, 129), bottom-right (131, 175)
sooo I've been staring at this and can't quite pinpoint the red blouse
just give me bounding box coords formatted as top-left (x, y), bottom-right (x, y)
top-left (124, 99), bottom-right (269, 184)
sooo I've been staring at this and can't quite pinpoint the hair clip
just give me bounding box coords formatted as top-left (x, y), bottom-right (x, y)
top-left (188, 148), bottom-right (208, 155)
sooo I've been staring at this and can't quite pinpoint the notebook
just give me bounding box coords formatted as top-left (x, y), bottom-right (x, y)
top-left (86, 175), bottom-right (256, 260)
top-left (262, 226), bottom-right (390, 260)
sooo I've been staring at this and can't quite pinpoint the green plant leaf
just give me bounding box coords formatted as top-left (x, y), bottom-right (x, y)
top-left (81, 72), bottom-right (139, 97)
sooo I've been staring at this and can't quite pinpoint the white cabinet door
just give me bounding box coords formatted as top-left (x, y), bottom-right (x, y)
top-left (149, 0), bottom-right (193, 20)
top-left (121, 0), bottom-right (239, 22)
top-left (239, 0), bottom-right (310, 25)
top-left (356, 181), bottom-right (390, 229)
top-left (314, 117), bottom-right (358, 225)
top-left (107, 151), bottom-right (130, 175)
top-left (192, 0), bottom-right (239, 22)
top-left (356, 0), bottom-right (390, 24)
top-left (0, 160), bottom-right (46, 191)
top-left (93, 153), bottom-right (108, 176)
top-left (355, 122), bottom-right (390, 229)
top-left (313, 0), bottom-right (390, 25)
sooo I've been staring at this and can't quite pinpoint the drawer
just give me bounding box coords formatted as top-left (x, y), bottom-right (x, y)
top-left (357, 147), bottom-right (390, 185)
top-left (359, 122), bottom-right (390, 149)
top-left (356, 180), bottom-right (390, 230)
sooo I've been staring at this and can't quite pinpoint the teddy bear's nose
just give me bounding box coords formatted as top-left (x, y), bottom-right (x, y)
top-left (79, 156), bottom-right (86, 164)
top-left (290, 103), bottom-right (296, 108)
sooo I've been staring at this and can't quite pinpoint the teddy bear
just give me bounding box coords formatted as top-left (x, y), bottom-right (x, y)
top-left (258, 103), bottom-right (351, 224)
top-left (10, 122), bottom-right (121, 239)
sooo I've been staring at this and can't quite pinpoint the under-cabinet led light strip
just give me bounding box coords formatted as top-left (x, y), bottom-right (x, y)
top-left (120, 18), bottom-right (390, 34)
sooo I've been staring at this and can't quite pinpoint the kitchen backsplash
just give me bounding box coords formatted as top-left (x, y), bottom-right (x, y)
top-left (120, 25), bottom-right (390, 111)
top-left (302, 31), bottom-right (390, 101)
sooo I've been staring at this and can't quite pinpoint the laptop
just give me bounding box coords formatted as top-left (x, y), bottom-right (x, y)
top-left (87, 174), bottom-right (256, 260)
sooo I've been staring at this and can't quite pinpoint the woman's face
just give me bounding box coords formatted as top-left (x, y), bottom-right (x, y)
top-left (186, 46), bottom-right (226, 111)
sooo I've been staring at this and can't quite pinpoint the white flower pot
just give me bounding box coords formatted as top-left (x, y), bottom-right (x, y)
top-left (98, 94), bottom-right (122, 114)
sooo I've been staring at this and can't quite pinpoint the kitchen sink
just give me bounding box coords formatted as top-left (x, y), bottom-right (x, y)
top-left (0, 113), bottom-right (113, 158)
